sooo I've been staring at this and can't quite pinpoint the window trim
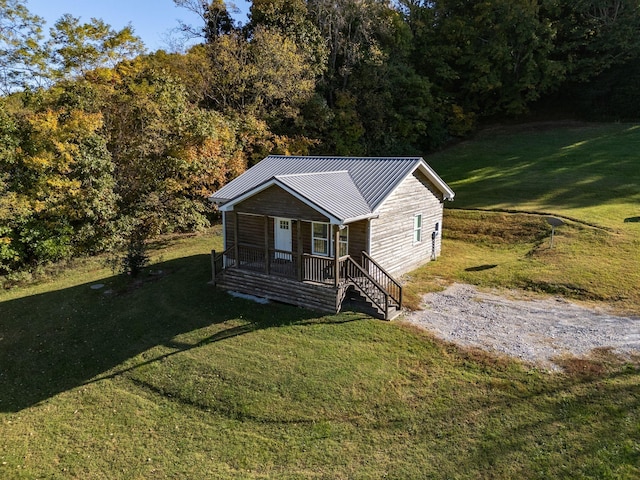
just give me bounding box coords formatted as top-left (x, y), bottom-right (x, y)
top-left (312, 222), bottom-right (330, 256)
top-left (311, 222), bottom-right (349, 257)
top-left (413, 213), bottom-right (423, 244)
top-left (338, 225), bottom-right (349, 257)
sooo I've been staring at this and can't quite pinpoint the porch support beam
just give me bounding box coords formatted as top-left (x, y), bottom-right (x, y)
top-left (297, 219), bottom-right (303, 282)
top-left (334, 225), bottom-right (340, 287)
top-left (264, 215), bottom-right (270, 275)
top-left (233, 211), bottom-right (239, 267)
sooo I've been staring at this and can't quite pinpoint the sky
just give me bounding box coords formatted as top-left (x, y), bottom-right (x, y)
top-left (27, 0), bottom-right (251, 52)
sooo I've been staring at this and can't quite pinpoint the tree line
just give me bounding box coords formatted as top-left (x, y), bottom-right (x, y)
top-left (1, 0), bottom-right (639, 281)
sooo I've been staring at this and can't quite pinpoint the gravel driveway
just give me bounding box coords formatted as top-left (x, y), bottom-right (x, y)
top-left (404, 283), bottom-right (640, 370)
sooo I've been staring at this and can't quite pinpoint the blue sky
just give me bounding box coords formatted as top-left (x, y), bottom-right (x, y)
top-left (27, 0), bottom-right (251, 52)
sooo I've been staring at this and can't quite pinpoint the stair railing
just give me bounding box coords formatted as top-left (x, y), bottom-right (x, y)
top-left (361, 251), bottom-right (402, 309)
top-left (342, 256), bottom-right (393, 318)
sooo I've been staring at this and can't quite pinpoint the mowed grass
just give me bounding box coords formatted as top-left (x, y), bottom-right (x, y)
top-left (1, 232), bottom-right (639, 479)
top-left (2, 122), bottom-right (640, 478)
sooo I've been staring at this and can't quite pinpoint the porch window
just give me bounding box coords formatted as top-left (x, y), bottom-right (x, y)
top-left (413, 214), bottom-right (423, 243)
top-left (338, 226), bottom-right (349, 257)
top-left (312, 223), bottom-right (349, 256)
top-left (312, 222), bottom-right (329, 255)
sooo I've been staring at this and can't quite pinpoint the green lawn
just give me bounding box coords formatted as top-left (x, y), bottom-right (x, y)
top-left (1, 123), bottom-right (639, 478)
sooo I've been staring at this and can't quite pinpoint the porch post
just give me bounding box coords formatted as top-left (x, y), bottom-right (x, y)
top-left (334, 225), bottom-right (340, 287)
top-left (211, 249), bottom-right (216, 284)
top-left (264, 215), bottom-right (270, 275)
top-left (233, 211), bottom-right (239, 267)
top-left (297, 219), bottom-right (303, 281)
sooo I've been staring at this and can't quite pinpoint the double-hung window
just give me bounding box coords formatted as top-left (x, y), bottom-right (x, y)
top-left (312, 222), bottom-right (329, 256)
top-left (413, 214), bottom-right (423, 244)
top-left (312, 222), bottom-right (349, 256)
top-left (338, 226), bottom-right (349, 257)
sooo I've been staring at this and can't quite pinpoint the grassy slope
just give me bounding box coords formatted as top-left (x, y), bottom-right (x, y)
top-left (404, 123), bottom-right (640, 313)
top-left (1, 123), bottom-right (639, 479)
top-left (430, 123), bottom-right (640, 228)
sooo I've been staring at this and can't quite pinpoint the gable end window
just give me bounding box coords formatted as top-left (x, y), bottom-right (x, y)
top-left (413, 214), bottom-right (423, 244)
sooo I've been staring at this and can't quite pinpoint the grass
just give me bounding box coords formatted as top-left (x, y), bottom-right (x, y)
top-left (1, 122), bottom-right (639, 478)
top-left (1, 232), bottom-right (638, 479)
top-left (428, 122), bottom-right (640, 229)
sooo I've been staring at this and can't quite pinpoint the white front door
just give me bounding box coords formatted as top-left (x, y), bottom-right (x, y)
top-left (274, 218), bottom-right (292, 260)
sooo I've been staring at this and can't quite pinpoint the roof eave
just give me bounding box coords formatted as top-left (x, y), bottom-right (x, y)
top-left (416, 159), bottom-right (455, 200)
top-left (343, 213), bottom-right (379, 224)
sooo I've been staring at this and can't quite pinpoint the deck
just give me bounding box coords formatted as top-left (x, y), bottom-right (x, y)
top-left (211, 245), bottom-right (402, 319)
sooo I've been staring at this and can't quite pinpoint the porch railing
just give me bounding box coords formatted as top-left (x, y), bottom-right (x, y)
top-left (211, 246), bottom-right (403, 315)
top-left (302, 253), bottom-right (346, 285)
top-left (212, 244), bottom-right (298, 281)
top-left (342, 256), bottom-right (394, 317)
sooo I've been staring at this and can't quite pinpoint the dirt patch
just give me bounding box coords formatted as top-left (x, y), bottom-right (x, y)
top-left (404, 283), bottom-right (640, 371)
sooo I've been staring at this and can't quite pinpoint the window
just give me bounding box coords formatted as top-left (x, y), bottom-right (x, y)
top-left (312, 222), bottom-right (329, 255)
top-left (413, 214), bottom-right (423, 243)
top-left (338, 226), bottom-right (349, 257)
top-left (279, 219), bottom-right (289, 230)
top-left (312, 223), bottom-right (349, 256)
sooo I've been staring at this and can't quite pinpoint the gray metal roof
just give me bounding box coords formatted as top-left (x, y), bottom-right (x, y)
top-left (276, 171), bottom-right (372, 223)
top-left (210, 156), bottom-right (454, 223)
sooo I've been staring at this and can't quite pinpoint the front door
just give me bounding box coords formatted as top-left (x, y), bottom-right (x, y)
top-left (274, 218), bottom-right (292, 260)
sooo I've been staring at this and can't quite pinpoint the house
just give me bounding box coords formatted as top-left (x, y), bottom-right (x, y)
top-left (208, 156), bottom-right (454, 319)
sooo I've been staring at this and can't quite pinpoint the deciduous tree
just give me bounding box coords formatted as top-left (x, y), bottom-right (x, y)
top-left (0, 0), bottom-right (49, 93)
top-left (48, 14), bottom-right (145, 79)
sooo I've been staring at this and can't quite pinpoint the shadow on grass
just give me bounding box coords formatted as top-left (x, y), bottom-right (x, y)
top-left (0, 253), bottom-right (337, 413)
top-left (465, 264), bottom-right (498, 272)
top-left (462, 365), bottom-right (640, 477)
top-left (624, 216), bottom-right (640, 223)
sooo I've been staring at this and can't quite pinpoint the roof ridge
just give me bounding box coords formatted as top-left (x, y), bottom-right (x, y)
top-left (275, 170), bottom-right (349, 178)
top-left (267, 155), bottom-right (422, 160)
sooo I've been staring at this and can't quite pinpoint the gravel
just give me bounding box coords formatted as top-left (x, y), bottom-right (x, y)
top-left (404, 283), bottom-right (640, 370)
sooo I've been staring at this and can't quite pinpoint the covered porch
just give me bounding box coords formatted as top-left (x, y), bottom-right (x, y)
top-left (211, 213), bottom-right (402, 319)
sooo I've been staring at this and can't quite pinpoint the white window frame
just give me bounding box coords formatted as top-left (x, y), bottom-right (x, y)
top-left (338, 226), bottom-right (349, 257)
top-left (312, 222), bottom-right (330, 256)
top-left (311, 222), bottom-right (349, 257)
top-left (413, 214), bottom-right (423, 244)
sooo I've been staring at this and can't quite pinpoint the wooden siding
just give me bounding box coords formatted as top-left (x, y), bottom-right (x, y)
top-left (235, 185), bottom-right (330, 222)
top-left (297, 220), bottom-right (367, 261)
top-left (369, 170), bottom-right (444, 276)
top-left (225, 212), bottom-right (303, 253)
top-left (217, 269), bottom-right (344, 313)
top-left (347, 220), bottom-right (368, 260)
top-left (224, 211), bottom-right (234, 248)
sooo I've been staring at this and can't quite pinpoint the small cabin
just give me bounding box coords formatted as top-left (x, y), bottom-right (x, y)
top-left (209, 156), bottom-right (454, 319)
